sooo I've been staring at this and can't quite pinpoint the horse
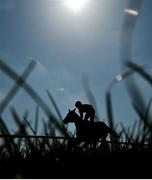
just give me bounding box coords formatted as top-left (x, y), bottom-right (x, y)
top-left (63, 109), bottom-right (118, 143)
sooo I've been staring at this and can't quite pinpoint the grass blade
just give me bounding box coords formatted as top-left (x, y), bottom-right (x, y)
top-left (47, 90), bottom-right (63, 122)
top-left (34, 105), bottom-right (39, 135)
top-left (0, 59), bottom-right (36, 116)
top-left (82, 76), bottom-right (100, 121)
top-left (105, 91), bottom-right (114, 130)
top-left (23, 110), bottom-right (36, 135)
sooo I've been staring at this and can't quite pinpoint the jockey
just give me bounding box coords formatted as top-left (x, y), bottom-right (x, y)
top-left (75, 101), bottom-right (95, 122)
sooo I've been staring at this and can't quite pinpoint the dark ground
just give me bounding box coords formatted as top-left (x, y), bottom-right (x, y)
top-left (0, 149), bottom-right (152, 179)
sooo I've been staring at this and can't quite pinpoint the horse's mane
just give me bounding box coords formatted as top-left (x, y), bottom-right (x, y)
top-left (73, 111), bottom-right (90, 123)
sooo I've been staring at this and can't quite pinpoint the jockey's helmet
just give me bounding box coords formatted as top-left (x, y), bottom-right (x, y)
top-left (75, 101), bottom-right (82, 108)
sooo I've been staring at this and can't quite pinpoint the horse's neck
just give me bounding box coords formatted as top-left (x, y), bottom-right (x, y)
top-left (73, 113), bottom-right (91, 132)
top-left (73, 113), bottom-right (82, 128)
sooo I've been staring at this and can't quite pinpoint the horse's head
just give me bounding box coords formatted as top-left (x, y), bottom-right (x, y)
top-left (63, 109), bottom-right (77, 124)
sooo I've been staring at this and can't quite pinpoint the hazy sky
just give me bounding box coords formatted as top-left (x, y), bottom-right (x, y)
top-left (0, 0), bottom-right (152, 134)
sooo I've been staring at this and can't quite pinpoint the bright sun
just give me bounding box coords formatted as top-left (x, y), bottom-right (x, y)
top-left (64, 0), bottom-right (88, 13)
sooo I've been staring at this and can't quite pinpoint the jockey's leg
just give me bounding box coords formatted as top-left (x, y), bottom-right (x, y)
top-left (84, 113), bottom-right (89, 121)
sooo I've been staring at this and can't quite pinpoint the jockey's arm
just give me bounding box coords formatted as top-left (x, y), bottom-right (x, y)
top-left (79, 109), bottom-right (83, 120)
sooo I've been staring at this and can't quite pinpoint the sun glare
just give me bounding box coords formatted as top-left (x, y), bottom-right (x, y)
top-left (125, 9), bottom-right (139, 16)
top-left (64, 0), bottom-right (88, 13)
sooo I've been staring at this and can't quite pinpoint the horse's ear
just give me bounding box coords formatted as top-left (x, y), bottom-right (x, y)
top-left (68, 109), bottom-right (71, 112)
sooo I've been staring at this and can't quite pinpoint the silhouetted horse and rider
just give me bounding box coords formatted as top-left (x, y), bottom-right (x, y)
top-left (63, 101), bottom-right (118, 142)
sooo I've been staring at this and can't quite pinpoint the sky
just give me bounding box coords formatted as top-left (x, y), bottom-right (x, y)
top-left (0, 0), bottom-right (152, 135)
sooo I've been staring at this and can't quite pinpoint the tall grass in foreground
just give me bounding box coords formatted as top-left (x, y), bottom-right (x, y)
top-left (0, 59), bottom-right (152, 178)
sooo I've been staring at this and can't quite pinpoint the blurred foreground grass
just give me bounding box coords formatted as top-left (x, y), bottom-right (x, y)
top-left (0, 59), bottom-right (152, 178)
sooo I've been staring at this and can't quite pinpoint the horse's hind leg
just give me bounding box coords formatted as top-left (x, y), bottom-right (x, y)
top-left (101, 133), bottom-right (107, 144)
top-left (99, 134), bottom-right (110, 152)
